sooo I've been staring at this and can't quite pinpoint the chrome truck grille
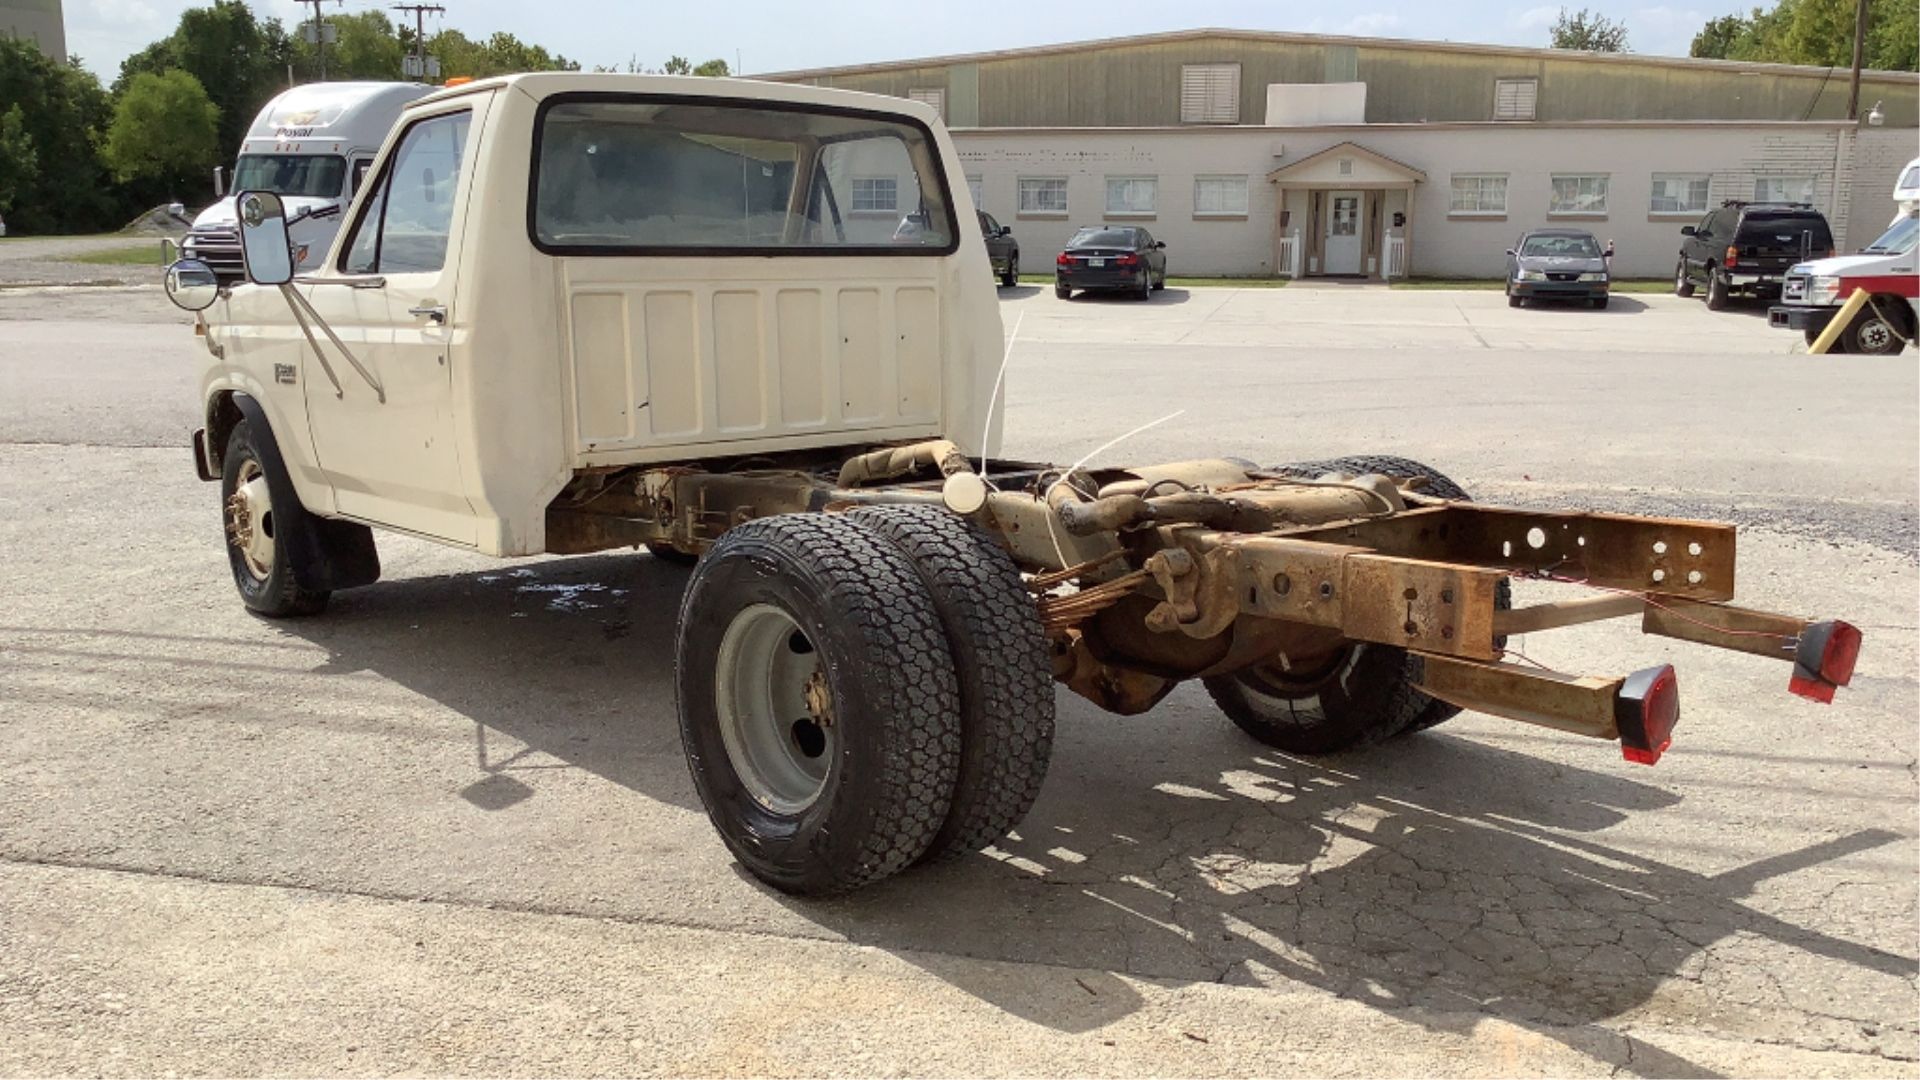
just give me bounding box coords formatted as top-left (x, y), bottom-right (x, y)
top-left (181, 227), bottom-right (245, 280)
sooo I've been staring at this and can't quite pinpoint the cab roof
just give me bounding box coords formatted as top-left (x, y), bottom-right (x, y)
top-left (409, 71), bottom-right (942, 127)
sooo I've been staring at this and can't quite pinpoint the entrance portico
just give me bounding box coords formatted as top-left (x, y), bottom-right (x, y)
top-left (1267, 142), bottom-right (1425, 280)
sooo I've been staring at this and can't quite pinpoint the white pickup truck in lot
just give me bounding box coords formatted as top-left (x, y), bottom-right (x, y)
top-left (162, 74), bottom-right (1866, 895)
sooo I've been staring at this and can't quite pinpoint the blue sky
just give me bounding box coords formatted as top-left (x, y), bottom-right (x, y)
top-left (69, 0), bottom-right (1725, 83)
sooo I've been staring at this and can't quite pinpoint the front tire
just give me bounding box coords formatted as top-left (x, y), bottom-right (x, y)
top-left (849, 505), bottom-right (1055, 860)
top-left (1055, 283), bottom-right (1072, 300)
top-left (1674, 259), bottom-right (1695, 298)
top-left (221, 421), bottom-right (329, 618)
top-left (1842, 306), bottom-right (1907, 356)
top-left (1000, 255), bottom-right (1018, 289)
top-left (676, 515), bottom-right (962, 895)
top-left (1591, 295), bottom-right (1609, 310)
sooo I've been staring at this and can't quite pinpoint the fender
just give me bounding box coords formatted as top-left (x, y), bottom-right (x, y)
top-left (229, 393), bottom-right (382, 592)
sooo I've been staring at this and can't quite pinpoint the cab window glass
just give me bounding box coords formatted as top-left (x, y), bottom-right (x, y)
top-left (338, 110), bottom-right (471, 274)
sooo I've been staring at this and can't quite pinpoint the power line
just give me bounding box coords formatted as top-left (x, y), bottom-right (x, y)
top-left (392, 3), bottom-right (446, 81)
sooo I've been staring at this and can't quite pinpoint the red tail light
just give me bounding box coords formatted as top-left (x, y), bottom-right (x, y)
top-left (1116, 253), bottom-right (1141, 267)
top-left (1789, 620), bottom-right (1862, 703)
top-left (1825, 248), bottom-right (1835, 258)
top-left (1616, 664), bottom-right (1679, 766)
top-left (1056, 253), bottom-right (1076, 267)
top-left (1725, 245), bottom-right (1739, 268)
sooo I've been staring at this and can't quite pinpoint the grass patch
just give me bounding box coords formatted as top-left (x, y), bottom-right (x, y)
top-left (1391, 276), bottom-right (1671, 293)
top-left (69, 244), bottom-right (169, 266)
top-left (1017, 273), bottom-right (1285, 289)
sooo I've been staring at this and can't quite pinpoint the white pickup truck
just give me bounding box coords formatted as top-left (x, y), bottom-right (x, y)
top-left (162, 74), bottom-right (1865, 895)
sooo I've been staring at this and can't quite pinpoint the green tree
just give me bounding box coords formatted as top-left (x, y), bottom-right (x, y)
top-left (0, 104), bottom-right (38, 213)
top-left (1689, 0), bottom-right (1917, 68)
top-left (103, 70), bottom-right (221, 193)
top-left (115, 1), bottom-right (291, 168)
top-left (0, 36), bottom-right (123, 232)
top-left (662, 55), bottom-right (692, 74)
top-left (1549, 7), bottom-right (1632, 51)
top-left (691, 58), bottom-right (730, 76)
top-left (430, 29), bottom-right (579, 78)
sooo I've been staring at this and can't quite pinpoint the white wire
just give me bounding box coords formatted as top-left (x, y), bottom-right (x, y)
top-left (1037, 408), bottom-right (1186, 570)
top-left (979, 311), bottom-right (1024, 480)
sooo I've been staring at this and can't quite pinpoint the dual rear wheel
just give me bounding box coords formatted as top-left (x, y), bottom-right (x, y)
top-left (675, 507), bottom-right (1055, 895)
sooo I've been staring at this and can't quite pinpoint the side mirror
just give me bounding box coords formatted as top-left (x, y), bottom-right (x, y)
top-left (236, 190), bottom-right (294, 286)
top-left (213, 165), bottom-right (226, 198)
top-left (1154, 240), bottom-right (1166, 249)
top-left (163, 258), bottom-right (220, 312)
top-left (1505, 248), bottom-right (1516, 256)
top-left (999, 225), bottom-right (1012, 237)
top-left (1680, 226), bottom-right (1696, 237)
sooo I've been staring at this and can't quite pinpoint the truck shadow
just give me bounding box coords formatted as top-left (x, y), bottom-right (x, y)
top-left (778, 699), bottom-right (1913, 1065)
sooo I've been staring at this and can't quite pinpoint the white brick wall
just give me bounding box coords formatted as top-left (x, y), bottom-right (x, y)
top-left (952, 122), bottom-right (1877, 278)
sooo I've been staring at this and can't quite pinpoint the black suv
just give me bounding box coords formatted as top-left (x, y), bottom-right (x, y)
top-left (979, 211), bottom-right (1020, 288)
top-left (1675, 201), bottom-right (1834, 310)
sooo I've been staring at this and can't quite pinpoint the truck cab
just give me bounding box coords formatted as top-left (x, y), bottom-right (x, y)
top-left (182, 81), bottom-right (435, 279)
top-left (1768, 210), bottom-right (1917, 355)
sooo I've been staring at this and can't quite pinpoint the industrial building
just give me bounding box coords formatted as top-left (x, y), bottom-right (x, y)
top-left (0, 0), bottom-right (63, 61)
top-left (762, 29), bottom-right (1920, 279)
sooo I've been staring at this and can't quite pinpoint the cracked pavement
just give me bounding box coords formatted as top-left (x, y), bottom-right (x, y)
top-left (0, 286), bottom-right (1915, 1076)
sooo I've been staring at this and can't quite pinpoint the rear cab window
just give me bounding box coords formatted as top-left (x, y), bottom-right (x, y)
top-left (1737, 210), bottom-right (1832, 249)
top-left (529, 94), bottom-right (958, 255)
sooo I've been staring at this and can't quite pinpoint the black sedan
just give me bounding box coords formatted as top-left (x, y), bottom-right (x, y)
top-left (1505, 229), bottom-right (1614, 309)
top-left (1055, 226), bottom-right (1167, 300)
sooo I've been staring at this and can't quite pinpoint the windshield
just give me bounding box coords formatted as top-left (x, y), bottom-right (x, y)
top-left (532, 97), bottom-right (956, 254)
top-left (1069, 228), bottom-right (1138, 248)
top-left (1898, 164), bottom-right (1920, 192)
top-left (1520, 234), bottom-right (1600, 257)
top-left (232, 154), bottom-right (347, 199)
top-left (1863, 214), bottom-right (1918, 254)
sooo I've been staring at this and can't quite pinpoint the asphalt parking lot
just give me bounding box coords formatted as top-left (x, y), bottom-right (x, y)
top-left (1, 282), bottom-right (1915, 1076)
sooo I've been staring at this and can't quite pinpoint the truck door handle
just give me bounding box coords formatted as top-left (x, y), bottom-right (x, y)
top-left (408, 303), bottom-right (447, 324)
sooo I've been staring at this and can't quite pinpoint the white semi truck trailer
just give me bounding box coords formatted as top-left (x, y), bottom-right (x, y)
top-left (182, 81), bottom-right (435, 280)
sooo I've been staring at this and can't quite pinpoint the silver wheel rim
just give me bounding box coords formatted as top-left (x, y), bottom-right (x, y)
top-left (226, 459), bottom-right (274, 581)
top-left (714, 604), bottom-right (833, 814)
top-left (1859, 319), bottom-right (1892, 351)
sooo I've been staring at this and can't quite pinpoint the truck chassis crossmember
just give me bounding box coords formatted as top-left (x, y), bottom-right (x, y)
top-left (545, 442), bottom-right (1861, 766)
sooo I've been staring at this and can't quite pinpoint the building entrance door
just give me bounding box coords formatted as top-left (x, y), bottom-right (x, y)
top-left (1325, 190), bottom-right (1363, 275)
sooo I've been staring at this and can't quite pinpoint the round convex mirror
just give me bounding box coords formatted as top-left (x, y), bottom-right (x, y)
top-left (164, 258), bottom-right (220, 312)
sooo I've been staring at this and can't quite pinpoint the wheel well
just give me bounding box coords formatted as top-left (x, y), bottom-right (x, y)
top-left (1869, 295), bottom-right (1917, 338)
top-left (206, 392), bottom-right (244, 474)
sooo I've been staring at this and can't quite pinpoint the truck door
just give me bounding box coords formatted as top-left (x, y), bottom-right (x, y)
top-left (300, 97), bottom-right (485, 545)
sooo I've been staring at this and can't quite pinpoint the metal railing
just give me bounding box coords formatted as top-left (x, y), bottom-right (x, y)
top-left (1385, 234), bottom-right (1408, 279)
top-left (1278, 230), bottom-right (1303, 278)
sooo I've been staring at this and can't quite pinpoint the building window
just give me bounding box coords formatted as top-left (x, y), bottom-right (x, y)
top-left (1493, 78), bottom-right (1538, 121)
top-left (907, 88), bottom-right (945, 121)
top-left (1550, 173), bottom-right (1609, 215)
top-left (966, 174), bottom-right (984, 210)
top-left (1449, 174), bottom-right (1508, 215)
top-left (1105, 176), bottom-right (1157, 215)
top-left (1754, 176), bottom-right (1815, 204)
top-left (1193, 175), bottom-right (1249, 217)
top-left (1650, 173), bottom-right (1711, 214)
top-left (1180, 64), bottom-right (1241, 124)
top-left (1017, 177), bottom-right (1068, 215)
top-left (850, 176), bottom-right (898, 213)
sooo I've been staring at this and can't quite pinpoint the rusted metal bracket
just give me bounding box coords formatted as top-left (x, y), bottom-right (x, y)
top-left (1413, 653), bottom-right (1623, 740)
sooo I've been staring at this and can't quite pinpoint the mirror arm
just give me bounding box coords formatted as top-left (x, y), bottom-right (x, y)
top-left (279, 284), bottom-right (386, 403)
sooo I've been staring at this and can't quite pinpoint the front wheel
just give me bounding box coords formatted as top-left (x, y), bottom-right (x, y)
top-left (1000, 255), bottom-right (1018, 289)
top-left (1055, 283), bottom-right (1072, 300)
top-left (676, 515), bottom-right (962, 895)
top-left (1508, 292), bottom-right (1523, 308)
top-left (1842, 307), bottom-right (1907, 356)
top-left (1591, 295), bottom-right (1609, 310)
top-left (222, 421), bottom-right (329, 617)
top-left (1152, 269), bottom-right (1167, 291)
top-left (1674, 259), bottom-right (1695, 298)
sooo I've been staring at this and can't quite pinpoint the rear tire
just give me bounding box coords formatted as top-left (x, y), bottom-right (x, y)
top-left (849, 505), bottom-right (1055, 860)
top-left (1248, 454), bottom-right (1510, 737)
top-left (675, 515), bottom-right (962, 895)
top-left (1705, 270), bottom-right (1729, 311)
top-left (1674, 259), bottom-right (1695, 298)
top-left (1137, 270), bottom-right (1153, 300)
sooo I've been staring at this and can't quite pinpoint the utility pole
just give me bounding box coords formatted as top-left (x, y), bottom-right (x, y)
top-left (1844, 0), bottom-right (1869, 120)
top-left (297, 0), bottom-right (343, 80)
top-left (392, 3), bottom-right (446, 82)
